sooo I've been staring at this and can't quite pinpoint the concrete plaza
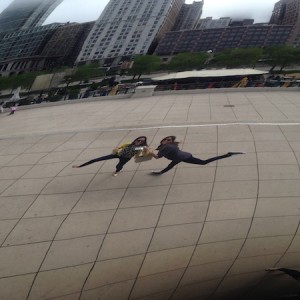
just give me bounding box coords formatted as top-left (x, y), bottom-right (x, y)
top-left (0, 89), bottom-right (300, 300)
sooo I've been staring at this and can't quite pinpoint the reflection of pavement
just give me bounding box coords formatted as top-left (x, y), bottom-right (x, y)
top-left (0, 90), bottom-right (300, 300)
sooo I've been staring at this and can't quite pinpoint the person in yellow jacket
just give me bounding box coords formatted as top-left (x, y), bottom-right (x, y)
top-left (73, 136), bottom-right (148, 176)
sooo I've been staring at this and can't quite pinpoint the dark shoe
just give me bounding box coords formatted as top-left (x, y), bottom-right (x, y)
top-left (228, 152), bottom-right (245, 156)
top-left (150, 171), bottom-right (162, 175)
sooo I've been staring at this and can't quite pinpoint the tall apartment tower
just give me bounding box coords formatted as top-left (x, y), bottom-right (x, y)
top-left (269, 0), bottom-right (300, 46)
top-left (197, 17), bottom-right (231, 29)
top-left (76, 0), bottom-right (184, 64)
top-left (0, 0), bottom-right (63, 33)
top-left (172, 1), bottom-right (204, 31)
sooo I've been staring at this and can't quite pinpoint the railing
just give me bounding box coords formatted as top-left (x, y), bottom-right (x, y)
top-left (91, 84), bottom-right (136, 97)
top-left (154, 80), bottom-right (300, 91)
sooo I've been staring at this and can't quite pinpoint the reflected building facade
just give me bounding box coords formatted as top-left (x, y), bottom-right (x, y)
top-left (197, 17), bottom-right (231, 29)
top-left (76, 0), bottom-right (184, 65)
top-left (0, 23), bottom-right (62, 76)
top-left (172, 1), bottom-right (204, 31)
top-left (155, 25), bottom-right (293, 55)
top-left (41, 21), bottom-right (95, 67)
top-left (0, 0), bottom-right (63, 33)
top-left (269, 0), bottom-right (300, 46)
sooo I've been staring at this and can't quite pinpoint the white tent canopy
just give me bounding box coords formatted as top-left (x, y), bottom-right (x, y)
top-left (152, 69), bottom-right (268, 81)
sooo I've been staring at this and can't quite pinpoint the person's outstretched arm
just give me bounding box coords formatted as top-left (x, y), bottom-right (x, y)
top-left (112, 146), bottom-right (122, 154)
top-left (148, 149), bottom-right (160, 159)
top-left (158, 160), bottom-right (179, 174)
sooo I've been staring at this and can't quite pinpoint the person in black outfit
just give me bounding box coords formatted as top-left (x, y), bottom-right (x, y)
top-left (73, 136), bottom-right (148, 176)
top-left (149, 136), bottom-right (244, 175)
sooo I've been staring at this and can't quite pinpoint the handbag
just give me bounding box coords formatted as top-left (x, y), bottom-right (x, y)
top-left (134, 147), bottom-right (152, 163)
top-left (134, 155), bottom-right (152, 163)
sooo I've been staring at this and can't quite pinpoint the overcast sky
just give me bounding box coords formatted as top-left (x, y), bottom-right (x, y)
top-left (0, 0), bottom-right (277, 24)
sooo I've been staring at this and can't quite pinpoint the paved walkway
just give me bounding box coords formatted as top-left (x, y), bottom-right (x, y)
top-left (0, 90), bottom-right (299, 300)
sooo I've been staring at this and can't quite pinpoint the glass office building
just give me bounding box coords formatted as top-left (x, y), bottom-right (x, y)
top-left (0, 0), bottom-right (63, 33)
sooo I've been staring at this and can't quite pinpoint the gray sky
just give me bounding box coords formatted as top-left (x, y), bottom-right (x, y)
top-left (0, 0), bottom-right (277, 24)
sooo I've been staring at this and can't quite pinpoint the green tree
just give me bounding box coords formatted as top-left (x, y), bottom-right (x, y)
top-left (0, 71), bottom-right (45, 90)
top-left (69, 63), bottom-right (105, 82)
top-left (169, 52), bottom-right (208, 71)
top-left (264, 46), bottom-right (300, 72)
top-left (129, 55), bottom-right (161, 79)
top-left (213, 48), bottom-right (263, 68)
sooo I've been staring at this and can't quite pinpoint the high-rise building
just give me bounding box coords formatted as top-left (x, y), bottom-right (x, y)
top-left (229, 19), bottom-right (254, 27)
top-left (155, 25), bottom-right (293, 55)
top-left (0, 23), bottom-right (61, 61)
top-left (197, 17), bottom-right (231, 29)
top-left (0, 0), bottom-right (63, 33)
top-left (269, 0), bottom-right (300, 46)
top-left (76, 0), bottom-right (184, 65)
top-left (41, 22), bottom-right (95, 66)
top-left (172, 1), bottom-right (204, 31)
top-left (0, 21), bottom-right (94, 76)
top-left (0, 23), bottom-right (62, 76)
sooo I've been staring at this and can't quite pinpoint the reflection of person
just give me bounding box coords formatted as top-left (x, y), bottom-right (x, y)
top-left (233, 77), bottom-right (248, 88)
top-left (266, 268), bottom-right (300, 281)
top-left (109, 84), bottom-right (119, 96)
top-left (9, 104), bottom-right (16, 115)
top-left (148, 136), bottom-right (244, 175)
top-left (72, 136), bottom-right (148, 176)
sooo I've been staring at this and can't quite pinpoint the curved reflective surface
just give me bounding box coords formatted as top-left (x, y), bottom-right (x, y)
top-left (0, 90), bottom-right (299, 300)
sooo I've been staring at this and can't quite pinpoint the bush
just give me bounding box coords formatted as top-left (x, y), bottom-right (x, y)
top-left (18, 98), bottom-right (32, 106)
top-left (68, 94), bottom-right (78, 100)
top-left (48, 95), bottom-right (62, 102)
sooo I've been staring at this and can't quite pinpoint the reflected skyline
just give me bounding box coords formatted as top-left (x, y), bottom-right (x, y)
top-left (0, 0), bottom-right (278, 25)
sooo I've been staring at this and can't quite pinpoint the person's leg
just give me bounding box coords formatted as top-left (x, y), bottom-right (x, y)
top-left (114, 157), bottom-right (131, 175)
top-left (115, 157), bottom-right (131, 174)
top-left (73, 154), bottom-right (118, 168)
top-left (266, 268), bottom-right (300, 281)
top-left (151, 160), bottom-right (180, 175)
top-left (183, 152), bottom-right (243, 165)
top-left (278, 268), bottom-right (300, 280)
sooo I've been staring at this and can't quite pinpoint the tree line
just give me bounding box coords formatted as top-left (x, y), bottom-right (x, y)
top-left (0, 46), bottom-right (299, 91)
top-left (129, 46), bottom-right (300, 78)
